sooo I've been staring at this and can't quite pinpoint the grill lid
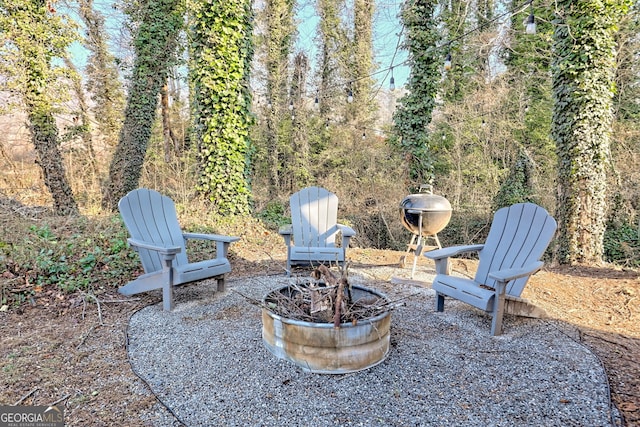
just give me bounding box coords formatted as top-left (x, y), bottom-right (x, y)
top-left (400, 185), bottom-right (452, 236)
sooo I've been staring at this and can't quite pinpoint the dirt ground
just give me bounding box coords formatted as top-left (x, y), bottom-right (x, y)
top-left (1, 242), bottom-right (639, 426)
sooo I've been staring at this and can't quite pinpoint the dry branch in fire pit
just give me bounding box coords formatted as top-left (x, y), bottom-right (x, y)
top-left (262, 265), bottom-right (390, 327)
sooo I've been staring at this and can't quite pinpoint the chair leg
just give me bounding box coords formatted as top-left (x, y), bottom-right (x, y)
top-left (216, 276), bottom-right (225, 292)
top-left (491, 294), bottom-right (506, 336)
top-left (162, 263), bottom-right (175, 311)
top-left (435, 293), bottom-right (445, 312)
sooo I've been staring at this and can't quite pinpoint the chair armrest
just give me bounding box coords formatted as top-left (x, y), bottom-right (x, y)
top-left (424, 244), bottom-right (485, 261)
top-left (183, 233), bottom-right (240, 259)
top-left (424, 244), bottom-right (484, 275)
top-left (279, 224), bottom-right (293, 247)
top-left (336, 224), bottom-right (356, 237)
top-left (183, 233), bottom-right (240, 243)
top-left (127, 238), bottom-right (181, 259)
top-left (278, 224), bottom-right (292, 236)
top-left (337, 224), bottom-right (356, 249)
top-left (489, 261), bottom-right (544, 283)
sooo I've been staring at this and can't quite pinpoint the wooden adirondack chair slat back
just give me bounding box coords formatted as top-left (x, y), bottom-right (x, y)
top-left (118, 189), bottom-right (189, 273)
top-left (476, 203), bottom-right (557, 297)
top-left (290, 186), bottom-right (339, 248)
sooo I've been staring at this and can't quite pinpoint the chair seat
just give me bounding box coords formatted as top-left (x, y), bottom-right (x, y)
top-left (289, 246), bottom-right (343, 263)
top-left (431, 276), bottom-right (495, 312)
top-left (175, 258), bottom-right (231, 284)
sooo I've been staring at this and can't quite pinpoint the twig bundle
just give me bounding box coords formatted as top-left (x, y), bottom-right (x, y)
top-left (263, 265), bottom-right (390, 326)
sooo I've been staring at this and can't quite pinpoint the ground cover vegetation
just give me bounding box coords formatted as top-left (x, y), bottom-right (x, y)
top-left (0, 0), bottom-right (638, 302)
top-left (0, 0), bottom-right (639, 423)
top-left (0, 0), bottom-right (638, 310)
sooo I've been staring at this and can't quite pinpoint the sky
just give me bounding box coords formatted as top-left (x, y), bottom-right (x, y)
top-left (294, 0), bottom-right (410, 90)
top-left (67, 0), bottom-right (411, 96)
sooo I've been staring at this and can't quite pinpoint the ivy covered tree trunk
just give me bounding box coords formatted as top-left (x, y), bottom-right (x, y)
top-left (1, 0), bottom-right (79, 215)
top-left (552, 0), bottom-right (631, 264)
top-left (317, 0), bottom-right (347, 117)
top-left (441, 0), bottom-right (471, 102)
top-left (78, 0), bottom-right (124, 146)
top-left (102, 0), bottom-right (184, 209)
top-left (390, 0), bottom-right (440, 189)
top-left (190, 0), bottom-right (254, 215)
top-left (30, 111), bottom-right (80, 215)
top-left (499, 0), bottom-right (556, 209)
top-left (262, 0), bottom-right (295, 197)
top-left (348, 0), bottom-right (375, 127)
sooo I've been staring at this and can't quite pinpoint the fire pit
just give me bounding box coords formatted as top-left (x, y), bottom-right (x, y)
top-left (400, 185), bottom-right (452, 277)
top-left (261, 283), bottom-right (391, 374)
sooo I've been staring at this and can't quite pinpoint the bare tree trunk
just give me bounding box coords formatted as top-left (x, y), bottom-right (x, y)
top-left (63, 57), bottom-right (98, 178)
top-left (160, 83), bottom-right (179, 162)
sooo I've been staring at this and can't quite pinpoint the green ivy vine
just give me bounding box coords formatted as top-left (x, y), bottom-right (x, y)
top-left (103, 0), bottom-right (184, 208)
top-left (1, 0), bottom-right (80, 215)
top-left (390, 0), bottom-right (441, 190)
top-left (552, 0), bottom-right (632, 264)
top-left (189, 0), bottom-right (254, 216)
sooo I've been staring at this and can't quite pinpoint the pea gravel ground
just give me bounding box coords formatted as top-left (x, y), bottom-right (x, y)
top-left (127, 266), bottom-right (618, 427)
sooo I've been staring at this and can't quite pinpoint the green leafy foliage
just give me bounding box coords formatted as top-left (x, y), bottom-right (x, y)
top-left (390, 0), bottom-right (441, 189)
top-left (439, 0), bottom-right (478, 102)
top-left (493, 149), bottom-right (538, 210)
top-left (189, 0), bottom-right (254, 215)
top-left (604, 221), bottom-right (640, 266)
top-left (0, 217), bottom-right (140, 305)
top-left (255, 201), bottom-right (290, 228)
top-left (552, 0), bottom-right (633, 264)
top-left (0, 0), bottom-right (77, 102)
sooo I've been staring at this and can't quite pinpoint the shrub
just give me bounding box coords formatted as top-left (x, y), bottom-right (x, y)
top-left (604, 221), bottom-right (640, 267)
top-left (0, 216), bottom-right (140, 306)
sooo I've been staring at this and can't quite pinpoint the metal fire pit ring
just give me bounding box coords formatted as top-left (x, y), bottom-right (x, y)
top-left (261, 284), bottom-right (391, 374)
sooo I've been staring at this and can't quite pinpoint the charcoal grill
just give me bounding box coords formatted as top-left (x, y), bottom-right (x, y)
top-left (399, 185), bottom-right (452, 278)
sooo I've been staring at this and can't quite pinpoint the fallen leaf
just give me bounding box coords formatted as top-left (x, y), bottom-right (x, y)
top-left (619, 402), bottom-right (639, 412)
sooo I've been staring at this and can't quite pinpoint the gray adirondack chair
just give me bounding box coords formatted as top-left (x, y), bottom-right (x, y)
top-left (424, 203), bottom-right (557, 335)
top-left (118, 188), bottom-right (240, 311)
top-left (279, 186), bottom-right (356, 276)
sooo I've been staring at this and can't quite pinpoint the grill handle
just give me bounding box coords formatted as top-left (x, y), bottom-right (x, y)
top-left (419, 184), bottom-right (433, 194)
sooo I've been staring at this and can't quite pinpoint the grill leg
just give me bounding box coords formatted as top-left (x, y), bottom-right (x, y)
top-left (411, 213), bottom-right (424, 279)
top-left (411, 235), bottom-right (423, 279)
top-left (433, 233), bottom-right (442, 249)
top-left (405, 234), bottom-right (416, 255)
